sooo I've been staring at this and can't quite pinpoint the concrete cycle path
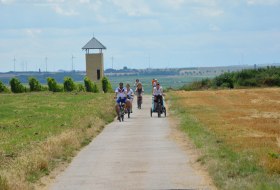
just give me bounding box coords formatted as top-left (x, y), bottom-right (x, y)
top-left (50, 95), bottom-right (212, 190)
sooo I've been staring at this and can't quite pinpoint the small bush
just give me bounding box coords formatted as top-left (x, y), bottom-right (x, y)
top-left (238, 78), bottom-right (258, 87)
top-left (262, 75), bottom-right (280, 86)
top-left (47, 77), bottom-right (62, 92)
top-left (213, 72), bottom-right (234, 88)
top-left (9, 78), bottom-right (25, 93)
top-left (41, 85), bottom-right (49, 91)
top-left (180, 78), bottom-right (212, 91)
top-left (28, 77), bottom-right (42, 92)
top-left (84, 77), bottom-right (99, 93)
top-left (92, 83), bottom-right (99, 93)
top-left (84, 77), bottom-right (93, 92)
top-left (63, 77), bottom-right (75, 92)
top-left (101, 77), bottom-right (113, 93)
top-left (76, 84), bottom-right (85, 92)
top-left (0, 81), bottom-right (9, 93)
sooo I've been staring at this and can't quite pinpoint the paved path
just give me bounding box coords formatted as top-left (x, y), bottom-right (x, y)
top-left (50, 95), bottom-right (211, 190)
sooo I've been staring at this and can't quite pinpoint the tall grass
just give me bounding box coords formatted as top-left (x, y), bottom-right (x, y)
top-left (169, 92), bottom-right (280, 190)
top-left (0, 92), bottom-right (115, 189)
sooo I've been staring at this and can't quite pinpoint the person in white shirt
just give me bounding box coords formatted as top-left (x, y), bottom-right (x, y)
top-left (153, 82), bottom-right (164, 108)
top-left (114, 82), bottom-right (129, 120)
top-left (126, 83), bottom-right (134, 114)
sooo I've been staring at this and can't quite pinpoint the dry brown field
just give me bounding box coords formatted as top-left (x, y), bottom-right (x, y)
top-left (174, 88), bottom-right (280, 173)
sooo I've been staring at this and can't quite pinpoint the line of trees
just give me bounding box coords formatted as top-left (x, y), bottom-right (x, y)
top-left (181, 66), bottom-right (280, 90)
top-left (0, 76), bottom-right (113, 93)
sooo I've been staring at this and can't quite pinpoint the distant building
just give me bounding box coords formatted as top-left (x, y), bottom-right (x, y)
top-left (82, 36), bottom-right (106, 82)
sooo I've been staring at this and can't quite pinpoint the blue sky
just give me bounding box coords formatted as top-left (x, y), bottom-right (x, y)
top-left (0, 0), bottom-right (280, 72)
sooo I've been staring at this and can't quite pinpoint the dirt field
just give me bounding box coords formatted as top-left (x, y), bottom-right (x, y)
top-left (174, 88), bottom-right (280, 173)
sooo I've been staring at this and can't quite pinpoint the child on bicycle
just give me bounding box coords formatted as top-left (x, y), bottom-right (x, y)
top-left (126, 83), bottom-right (134, 114)
top-left (114, 82), bottom-right (130, 120)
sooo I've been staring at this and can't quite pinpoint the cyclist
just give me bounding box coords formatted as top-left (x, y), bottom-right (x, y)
top-left (153, 82), bottom-right (164, 110)
top-left (152, 78), bottom-right (157, 87)
top-left (114, 82), bottom-right (129, 120)
top-left (134, 79), bottom-right (140, 88)
top-left (135, 80), bottom-right (144, 109)
top-left (152, 78), bottom-right (157, 93)
top-left (126, 83), bottom-right (134, 114)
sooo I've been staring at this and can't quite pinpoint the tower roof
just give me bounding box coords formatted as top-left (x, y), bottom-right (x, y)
top-left (82, 37), bottom-right (106, 50)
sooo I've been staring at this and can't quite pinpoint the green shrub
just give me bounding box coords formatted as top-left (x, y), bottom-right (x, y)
top-left (180, 79), bottom-right (212, 91)
top-left (84, 77), bottom-right (99, 93)
top-left (238, 78), bottom-right (258, 87)
top-left (262, 75), bottom-right (280, 86)
top-left (9, 78), bottom-right (25, 93)
top-left (0, 81), bottom-right (9, 93)
top-left (101, 77), bottom-right (113, 93)
top-left (41, 85), bottom-right (49, 91)
top-left (84, 77), bottom-right (93, 92)
top-left (181, 67), bottom-right (280, 90)
top-left (213, 72), bottom-right (234, 88)
top-left (76, 83), bottom-right (85, 92)
top-left (92, 83), bottom-right (99, 93)
top-left (47, 77), bottom-right (62, 92)
top-left (63, 77), bottom-right (75, 92)
top-left (28, 77), bottom-right (42, 92)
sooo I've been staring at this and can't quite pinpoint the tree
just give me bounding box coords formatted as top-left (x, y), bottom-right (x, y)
top-left (102, 77), bottom-right (113, 93)
top-left (9, 78), bottom-right (25, 93)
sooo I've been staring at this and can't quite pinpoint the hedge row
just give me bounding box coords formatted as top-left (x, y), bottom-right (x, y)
top-left (0, 76), bottom-right (113, 93)
top-left (180, 66), bottom-right (280, 90)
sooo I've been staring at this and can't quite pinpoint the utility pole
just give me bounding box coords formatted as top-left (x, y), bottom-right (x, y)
top-left (111, 56), bottom-right (114, 69)
top-left (45, 56), bottom-right (48, 72)
top-left (71, 54), bottom-right (75, 71)
top-left (13, 56), bottom-right (16, 72)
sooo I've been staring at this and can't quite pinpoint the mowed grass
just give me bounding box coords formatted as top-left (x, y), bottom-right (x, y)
top-left (0, 92), bottom-right (115, 190)
top-left (169, 88), bottom-right (280, 190)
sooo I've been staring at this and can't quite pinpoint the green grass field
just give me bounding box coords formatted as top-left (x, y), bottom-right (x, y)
top-left (0, 92), bottom-right (115, 189)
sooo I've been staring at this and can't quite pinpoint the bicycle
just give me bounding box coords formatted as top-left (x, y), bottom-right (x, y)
top-left (150, 95), bottom-right (166, 118)
top-left (118, 101), bottom-right (126, 122)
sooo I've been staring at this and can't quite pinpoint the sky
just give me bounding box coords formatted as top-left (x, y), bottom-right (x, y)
top-left (0, 0), bottom-right (280, 72)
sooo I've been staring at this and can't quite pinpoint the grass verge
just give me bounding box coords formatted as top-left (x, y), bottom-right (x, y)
top-left (0, 92), bottom-right (115, 190)
top-left (168, 92), bottom-right (280, 190)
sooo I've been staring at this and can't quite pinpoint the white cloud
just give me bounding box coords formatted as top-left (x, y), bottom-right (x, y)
top-left (0, 0), bottom-right (15, 4)
top-left (47, 0), bottom-right (91, 3)
top-left (247, 0), bottom-right (280, 5)
top-left (162, 0), bottom-right (218, 8)
top-left (111, 0), bottom-right (152, 16)
top-left (47, 0), bottom-right (65, 3)
top-left (24, 28), bottom-right (42, 37)
top-left (193, 7), bottom-right (224, 17)
top-left (52, 4), bottom-right (79, 16)
top-left (209, 24), bottom-right (220, 31)
top-left (78, 0), bottom-right (90, 3)
top-left (162, 0), bottom-right (185, 9)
